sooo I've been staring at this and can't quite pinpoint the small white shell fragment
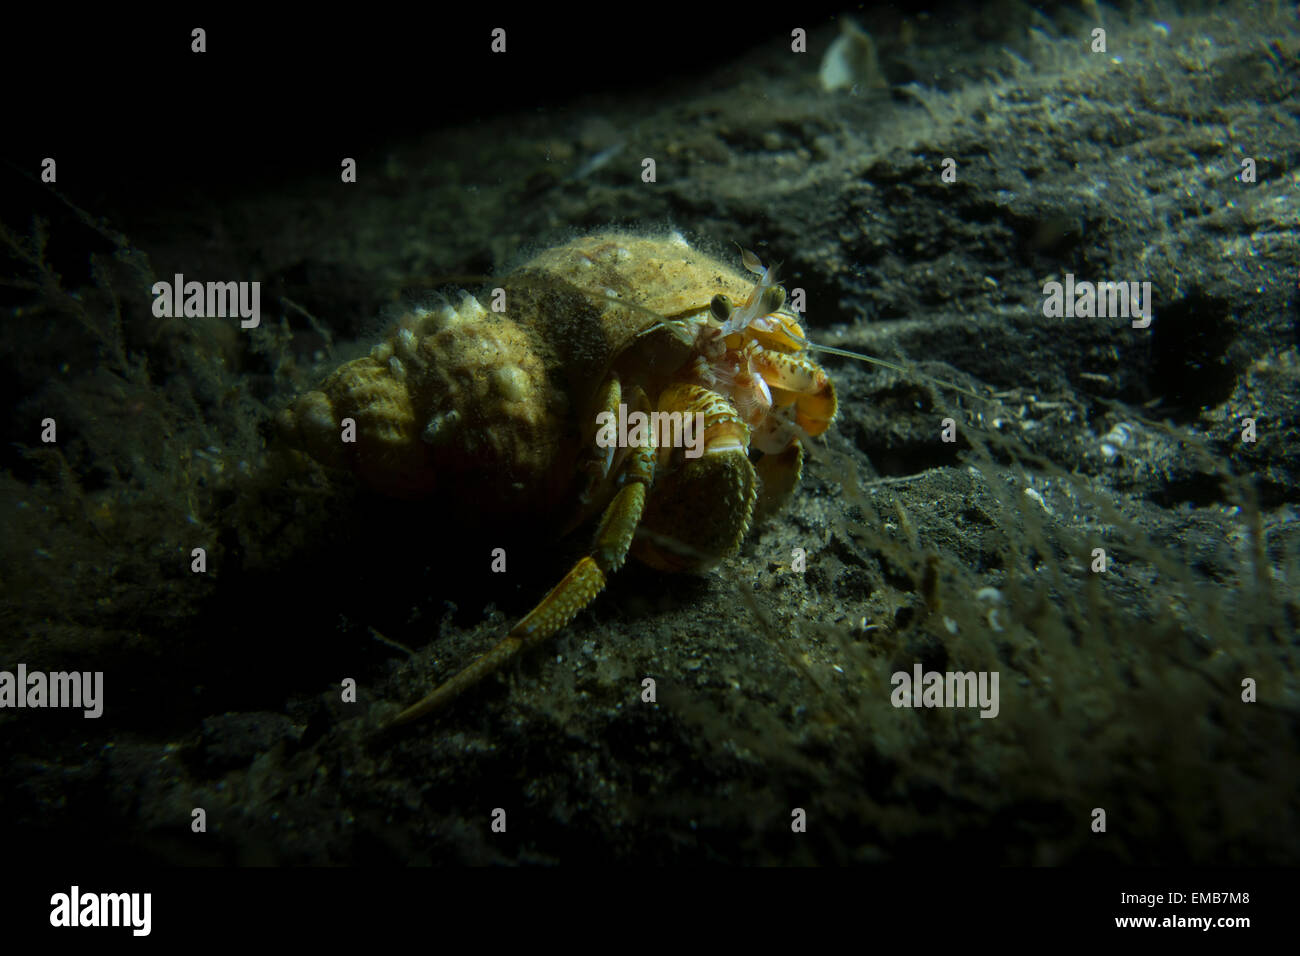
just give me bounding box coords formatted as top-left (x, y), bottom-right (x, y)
top-left (819, 18), bottom-right (886, 93)
top-left (1023, 487), bottom-right (1053, 516)
top-left (1104, 422), bottom-right (1132, 444)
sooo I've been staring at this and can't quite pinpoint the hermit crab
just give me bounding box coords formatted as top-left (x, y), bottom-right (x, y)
top-left (277, 231), bottom-right (838, 725)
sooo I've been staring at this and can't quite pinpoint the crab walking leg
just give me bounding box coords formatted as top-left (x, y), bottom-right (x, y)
top-left (388, 432), bottom-right (658, 727)
top-left (576, 375), bottom-right (623, 495)
top-left (631, 383), bottom-right (758, 573)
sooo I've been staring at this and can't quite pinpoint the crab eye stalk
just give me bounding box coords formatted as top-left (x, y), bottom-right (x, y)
top-left (710, 294), bottom-right (733, 321)
top-left (761, 285), bottom-right (787, 314)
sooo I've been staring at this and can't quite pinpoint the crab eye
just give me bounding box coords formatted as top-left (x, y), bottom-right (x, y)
top-left (761, 285), bottom-right (787, 314)
top-left (709, 294), bottom-right (733, 321)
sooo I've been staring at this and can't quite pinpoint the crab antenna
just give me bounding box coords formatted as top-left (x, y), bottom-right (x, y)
top-left (802, 339), bottom-right (985, 402)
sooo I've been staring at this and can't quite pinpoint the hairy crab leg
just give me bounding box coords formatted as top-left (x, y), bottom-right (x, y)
top-left (387, 396), bottom-right (658, 727)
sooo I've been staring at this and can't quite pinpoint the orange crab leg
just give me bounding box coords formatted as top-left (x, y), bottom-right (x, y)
top-left (388, 410), bottom-right (657, 727)
top-left (386, 557), bottom-right (607, 726)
